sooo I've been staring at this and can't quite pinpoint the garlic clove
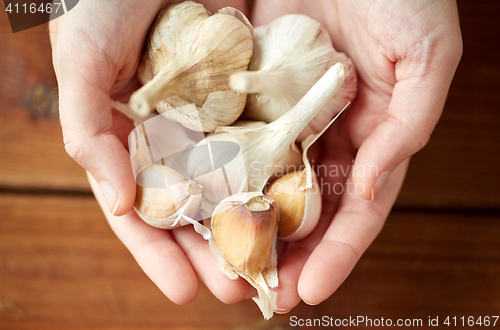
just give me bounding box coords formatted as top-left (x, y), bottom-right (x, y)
top-left (266, 103), bottom-right (350, 241)
top-left (209, 192), bottom-right (278, 319)
top-left (266, 169), bottom-right (322, 241)
top-left (229, 14), bottom-right (357, 141)
top-left (129, 1), bottom-right (253, 132)
top-left (134, 163), bottom-right (203, 229)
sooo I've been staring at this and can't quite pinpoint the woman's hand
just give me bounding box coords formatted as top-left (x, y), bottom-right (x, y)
top-left (51, 0), bottom-right (253, 305)
top-left (251, 0), bottom-right (462, 311)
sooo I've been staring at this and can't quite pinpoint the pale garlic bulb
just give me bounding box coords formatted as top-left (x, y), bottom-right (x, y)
top-left (208, 192), bottom-right (279, 320)
top-left (134, 163), bottom-right (203, 230)
top-left (189, 64), bottom-right (345, 216)
top-left (230, 14), bottom-right (357, 141)
top-left (265, 104), bottom-right (348, 241)
top-left (129, 1), bottom-right (254, 132)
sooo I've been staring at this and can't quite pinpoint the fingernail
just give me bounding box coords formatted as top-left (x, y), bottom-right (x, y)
top-left (99, 180), bottom-right (120, 215)
top-left (303, 300), bottom-right (319, 306)
top-left (371, 171), bottom-right (390, 201)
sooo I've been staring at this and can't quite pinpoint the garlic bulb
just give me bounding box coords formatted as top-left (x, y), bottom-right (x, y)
top-left (209, 192), bottom-right (278, 319)
top-left (229, 14), bottom-right (357, 141)
top-left (189, 63), bottom-right (345, 206)
top-left (134, 163), bottom-right (203, 229)
top-left (129, 1), bottom-right (253, 132)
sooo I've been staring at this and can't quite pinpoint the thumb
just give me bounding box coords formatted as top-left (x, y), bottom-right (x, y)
top-left (55, 57), bottom-right (136, 216)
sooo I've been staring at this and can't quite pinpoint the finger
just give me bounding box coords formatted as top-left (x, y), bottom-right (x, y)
top-left (88, 173), bottom-right (199, 304)
top-left (272, 231), bottom-right (323, 313)
top-left (171, 225), bottom-right (251, 304)
top-left (271, 147), bottom-right (349, 313)
top-left (297, 159), bottom-right (409, 305)
top-left (353, 43), bottom-right (462, 200)
top-left (53, 34), bottom-right (135, 216)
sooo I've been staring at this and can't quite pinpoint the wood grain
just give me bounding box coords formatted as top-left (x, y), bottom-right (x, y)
top-left (396, 0), bottom-right (500, 209)
top-left (0, 195), bottom-right (499, 329)
top-left (0, 18), bottom-right (89, 192)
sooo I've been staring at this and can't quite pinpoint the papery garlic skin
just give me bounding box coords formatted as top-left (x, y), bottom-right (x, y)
top-left (129, 1), bottom-right (253, 132)
top-left (134, 164), bottom-right (202, 229)
top-left (230, 14), bottom-right (357, 141)
top-left (209, 192), bottom-right (278, 320)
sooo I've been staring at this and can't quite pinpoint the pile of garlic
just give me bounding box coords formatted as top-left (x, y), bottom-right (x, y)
top-left (118, 1), bottom-right (357, 320)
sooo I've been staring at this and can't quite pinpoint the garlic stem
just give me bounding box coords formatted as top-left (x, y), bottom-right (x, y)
top-left (230, 69), bottom-right (290, 93)
top-left (111, 100), bottom-right (155, 126)
top-left (254, 63), bottom-right (344, 168)
top-left (129, 70), bottom-right (178, 117)
top-left (266, 62), bottom-right (344, 136)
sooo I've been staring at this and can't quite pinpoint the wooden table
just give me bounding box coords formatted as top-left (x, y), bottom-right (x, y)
top-left (1, 1), bottom-right (499, 329)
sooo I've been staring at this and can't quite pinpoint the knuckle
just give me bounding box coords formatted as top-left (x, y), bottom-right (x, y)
top-left (413, 131), bottom-right (431, 153)
top-left (63, 137), bottom-right (85, 166)
top-left (62, 126), bottom-right (110, 167)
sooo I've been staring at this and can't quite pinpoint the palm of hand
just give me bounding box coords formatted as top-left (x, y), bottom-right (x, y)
top-left (249, 0), bottom-right (462, 309)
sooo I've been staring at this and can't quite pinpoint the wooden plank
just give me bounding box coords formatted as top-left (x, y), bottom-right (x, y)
top-left (0, 18), bottom-right (89, 192)
top-left (0, 1), bottom-right (499, 209)
top-left (1, 195), bottom-right (499, 329)
top-left (396, 0), bottom-right (500, 209)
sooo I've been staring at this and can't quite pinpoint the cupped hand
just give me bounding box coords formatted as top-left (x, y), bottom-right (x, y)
top-left (251, 0), bottom-right (462, 311)
top-left (51, 0), bottom-right (253, 305)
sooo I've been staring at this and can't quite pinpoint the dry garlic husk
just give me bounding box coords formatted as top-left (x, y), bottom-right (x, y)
top-left (229, 14), bottom-right (357, 141)
top-left (134, 163), bottom-right (203, 229)
top-left (129, 1), bottom-right (253, 132)
top-left (265, 105), bottom-right (348, 241)
top-left (209, 192), bottom-right (279, 319)
top-left (189, 63), bottom-right (345, 203)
